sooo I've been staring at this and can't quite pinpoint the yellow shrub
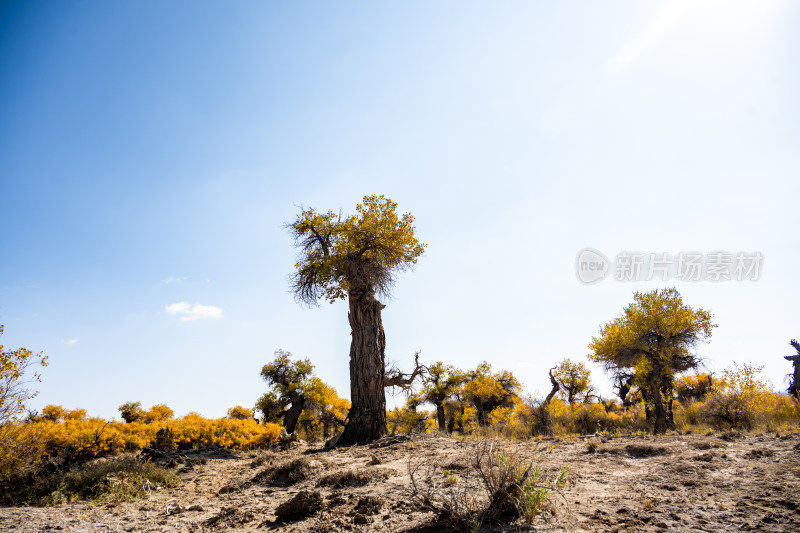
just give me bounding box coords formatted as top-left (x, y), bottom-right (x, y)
top-left (424, 415), bottom-right (438, 434)
top-left (700, 362), bottom-right (791, 430)
top-left (2, 414), bottom-right (281, 476)
top-left (387, 406), bottom-right (428, 435)
top-left (454, 405), bottom-right (477, 434)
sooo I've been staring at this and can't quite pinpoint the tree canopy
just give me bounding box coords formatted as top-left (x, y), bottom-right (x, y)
top-left (588, 287), bottom-right (716, 433)
top-left (462, 362), bottom-right (521, 426)
top-left (552, 359), bottom-right (593, 405)
top-left (421, 361), bottom-right (465, 432)
top-left (289, 194), bottom-right (426, 305)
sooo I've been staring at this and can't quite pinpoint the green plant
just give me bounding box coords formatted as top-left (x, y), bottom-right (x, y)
top-left (441, 469), bottom-right (458, 486)
top-left (586, 440), bottom-right (598, 454)
top-left (488, 448), bottom-right (568, 522)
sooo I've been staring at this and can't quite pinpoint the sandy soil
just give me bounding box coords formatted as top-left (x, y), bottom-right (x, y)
top-left (1, 431), bottom-right (798, 532)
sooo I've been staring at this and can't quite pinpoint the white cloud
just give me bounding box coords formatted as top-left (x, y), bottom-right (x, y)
top-left (165, 302), bottom-right (224, 322)
top-left (63, 339), bottom-right (79, 345)
top-left (163, 276), bottom-right (188, 285)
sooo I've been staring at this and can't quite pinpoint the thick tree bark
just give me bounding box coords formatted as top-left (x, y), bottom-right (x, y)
top-left (337, 292), bottom-right (388, 446)
top-left (283, 398), bottom-right (305, 434)
top-left (650, 377), bottom-right (668, 435)
top-left (436, 402), bottom-right (446, 432)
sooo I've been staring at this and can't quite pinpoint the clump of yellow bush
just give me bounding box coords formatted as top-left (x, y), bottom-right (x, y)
top-left (2, 413), bottom-right (281, 478)
top-left (700, 363), bottom-right (800, 430)
top-left (543, 398), bottom-right (647, 435)
top-left (387, 406), bottom-right (430, 435)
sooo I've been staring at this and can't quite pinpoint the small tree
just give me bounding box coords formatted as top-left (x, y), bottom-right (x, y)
top-left (703, 362), bottom-right (772, 430)
top-left (287, 195), bottom-right (425, 445)
top-left (0, 325), bottom-right (48, 425)
top-left (421, 362), bottom-right (465, 432)
top-left (118, 401), bottom-right (145, 423)
top-left (532, 367), bottom-right (560, 435)
top-left (227, 405), bottom-right (254, 420)
top-left (255, 392), bottom-right (284, 424)
top-left (462, 362), bottom-right (520, 426)
top-left (41, 404), bottom-right (68, 422)
top-left (589, 288), bottom-right (716, 434)
top-left (552, 359), bottom-right (593, 405)
top-left (145, 404), bottom-right (174, 423)
top-left (0, 326), bottom-right (48, 479)
top-left (40, 405), bottom-right (87, 422)
top-left (299, 377), bottom-right (350, 440)
top-left (260, 350), bottom-right (314, 434)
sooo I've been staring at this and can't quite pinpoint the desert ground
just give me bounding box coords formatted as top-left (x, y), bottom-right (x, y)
top-left (1, 431), bottom-right (798, 532)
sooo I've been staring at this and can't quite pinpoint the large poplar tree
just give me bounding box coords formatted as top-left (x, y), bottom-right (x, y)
top-left (287, 195), bottom-right (425, 445)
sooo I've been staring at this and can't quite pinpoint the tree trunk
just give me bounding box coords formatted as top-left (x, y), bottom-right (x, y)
top-left (436, 402), bottom-right (447, 432)
top-left (283, 398), bottom-right (305, 434)
top-left (663, 381), bottom-right (676, 431)
top-left (338, 292), bottom-right (387, 445)
top-left (650, 378), bottom-right (667, 434)
top-left (534, 367), bottom-right (559, 436)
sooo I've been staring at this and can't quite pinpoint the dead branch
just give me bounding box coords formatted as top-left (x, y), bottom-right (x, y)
top-left (384, 351), bottom-right (425, 390)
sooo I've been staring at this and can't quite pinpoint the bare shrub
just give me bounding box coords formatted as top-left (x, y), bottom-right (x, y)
top-left (408, 439), bottom-right (567, 530)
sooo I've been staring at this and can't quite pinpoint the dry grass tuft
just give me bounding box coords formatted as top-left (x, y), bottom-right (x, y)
top-left (318, 468), bottom-right (377, 488)
top-left (274, 490), bottom-right (323, 521)
top-left (253, 456), bottom-right (314, 487)
top-left (624, 444), bottom-right (669, 458)
top-left (408, 438), bottom-right (567, 530)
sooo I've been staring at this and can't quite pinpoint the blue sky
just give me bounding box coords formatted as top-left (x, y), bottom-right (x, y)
top-left (1, 1), bottom-right (798, 419)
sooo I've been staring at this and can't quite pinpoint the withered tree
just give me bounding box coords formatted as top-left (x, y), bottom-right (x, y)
top-left (786, 339), bottom-right (800, 399)
top-left (287, 195), bottom-right (425, 445)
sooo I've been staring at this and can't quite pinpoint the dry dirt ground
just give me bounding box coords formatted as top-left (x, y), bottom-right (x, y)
top-left (1, 431), bottom-right (799, 532)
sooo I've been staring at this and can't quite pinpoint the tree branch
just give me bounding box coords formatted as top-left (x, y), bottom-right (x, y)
top-left (384, 351), bottom-right (425, 390)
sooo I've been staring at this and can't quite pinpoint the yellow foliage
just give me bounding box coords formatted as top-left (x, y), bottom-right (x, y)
top-left (289, 195), bottom-right (426, 303)
top-left (545, 398), bottom-right (646, 434)
top-left (454, 405), bottom-right (477, 434)
top-left (144, 404), bottom-right (174, 423)
top-left (41, 405), bottom-right (88, 422)
top-left (424, 415), bottom-right (438, 434)
top-left (387, 405), bottom-right (428, 435)
top-left (227, 405), bottom-right (254, 420)
top-left (701, 362), bottom-right (782, 430)
top-left (552, 359), bottom-right (592, 404)
top-left (3, 414), bottom-right (282, 474)
top-left (675, 373), bottom-right (713, 403)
